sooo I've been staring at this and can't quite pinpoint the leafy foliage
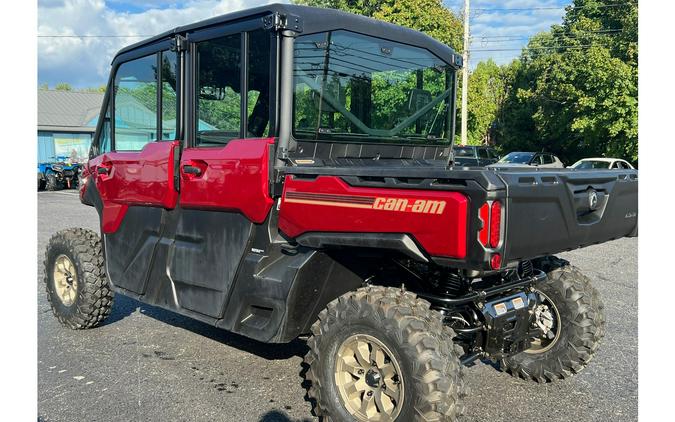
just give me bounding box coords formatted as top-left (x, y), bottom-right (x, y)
top-left (495, 0), bottom-right (638, 164)
top-left (294, 0), bottom-right (462, 51)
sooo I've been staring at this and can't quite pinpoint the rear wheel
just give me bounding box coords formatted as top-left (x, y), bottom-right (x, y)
top-left (44, 228), bottom-right (113, 329)
top-left (304, 286), bottom-right (466, 421)
top-left (500, 256), bottom-right (605, 382)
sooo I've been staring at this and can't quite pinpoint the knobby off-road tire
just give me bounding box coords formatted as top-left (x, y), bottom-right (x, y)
top-left (500, 256), bottom-right (605, 382)
top-left (44, 228), bottom-right (113, 329)
top-left (303, 286), bottom-right (466, 422)
top-left (45, 173), bottom-right (60, 191)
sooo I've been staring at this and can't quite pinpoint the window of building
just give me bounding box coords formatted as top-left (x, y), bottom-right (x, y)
top-left (114, 54), bottom-right (159, 151)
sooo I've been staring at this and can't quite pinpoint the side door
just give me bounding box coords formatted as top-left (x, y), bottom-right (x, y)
top-left (88, 43), bottom-right (182, 294)
top-left (164, 24), bottom-right (277, 319)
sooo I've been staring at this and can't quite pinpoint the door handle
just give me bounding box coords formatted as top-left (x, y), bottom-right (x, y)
top-left (182, 165), bottom-right (202, 176)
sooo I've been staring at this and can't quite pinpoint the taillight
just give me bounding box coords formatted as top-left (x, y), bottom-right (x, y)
top-left (489, 200), bottom-right (502, 248)
top-left (478, 203), bottom-right (489, 246)
top-left (490, 253), bottom-right (502, 269)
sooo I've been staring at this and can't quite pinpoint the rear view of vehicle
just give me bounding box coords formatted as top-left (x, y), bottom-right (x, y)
top-left (41, 4), bottom-right (637, 421)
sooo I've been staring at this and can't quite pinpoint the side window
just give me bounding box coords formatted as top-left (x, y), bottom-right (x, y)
top-left (114, 54), bottom-right (158, 151)
top-left (246, 30), bottom-right (271, 137)
top-left (477, 148), bottom-right (489, 159)
top-left (160, 50), bottom-right (179, 140)
top-left (195, 34), bottom-right (241, 145)
top-left (98, 100), bottom-right (112, 154)
top-left (541, 154), bottom-right (553, 164)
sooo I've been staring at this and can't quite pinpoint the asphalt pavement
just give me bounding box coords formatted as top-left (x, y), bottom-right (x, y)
top-left (37, 190), bottom-right (638, 422)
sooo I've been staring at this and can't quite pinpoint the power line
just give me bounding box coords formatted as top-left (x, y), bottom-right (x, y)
top-left (470, 43), bottom-right (608, 53)
top-left (472, 2), bottom-right (636, 12)
top-left (38, 35), bottom-right (153, 38)
top-left (470, 29), bottom-right (624, 40)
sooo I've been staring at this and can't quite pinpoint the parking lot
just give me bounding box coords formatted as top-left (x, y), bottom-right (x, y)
top-left (37, 190), bottom-right (638, 422)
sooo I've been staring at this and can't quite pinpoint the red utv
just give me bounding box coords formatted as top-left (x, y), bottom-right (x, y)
top-left (43, 4), bottom-right (638, 421)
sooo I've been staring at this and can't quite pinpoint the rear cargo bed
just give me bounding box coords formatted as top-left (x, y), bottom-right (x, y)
top-left (495, 168), bottom-right (638, 262)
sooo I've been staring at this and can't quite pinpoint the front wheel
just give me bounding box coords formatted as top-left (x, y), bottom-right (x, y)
top-left (304, 286), bottom-right (466, 421)
top-left (500, 256), bottom-right (605, 382)
top-left (43, 228), bottom-right (113, 329)
top-left (44, 173), bottom-right (60, 191)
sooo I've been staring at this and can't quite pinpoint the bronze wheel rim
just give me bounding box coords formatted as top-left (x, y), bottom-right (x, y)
top-left (525, 290), bottom-right (561, 354)
top-left (53, 254), bottom-right (78, 306)
top-left (334, 334), bottom-right (404, 421)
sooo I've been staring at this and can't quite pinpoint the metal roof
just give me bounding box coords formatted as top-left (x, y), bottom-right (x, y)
top-left (38, 90), bottom-right (104, 133)
top-left (114, 3), bottom-right (461, 68)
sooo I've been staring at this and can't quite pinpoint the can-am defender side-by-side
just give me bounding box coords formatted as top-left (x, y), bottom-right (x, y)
top-left (43, 4), bottom-right (637, 421)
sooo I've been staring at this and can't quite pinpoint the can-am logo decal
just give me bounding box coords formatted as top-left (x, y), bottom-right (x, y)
top-left (284, 192), bottom-right (446, 215)
top-left (372, 197), bottom-right (446, 214)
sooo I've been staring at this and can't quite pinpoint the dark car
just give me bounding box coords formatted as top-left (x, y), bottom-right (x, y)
top-left (489, 151), bottom-right (565, 168)
top-left (453, 145), bottom-right (500, 167)
top-left (42, 4), bottom-right (637, 422)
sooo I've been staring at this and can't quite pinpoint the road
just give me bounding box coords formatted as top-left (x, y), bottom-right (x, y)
top-left (37, 191), bottom-right (638, 422)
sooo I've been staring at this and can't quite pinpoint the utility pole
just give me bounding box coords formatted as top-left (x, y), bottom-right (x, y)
top-left (461, 0), bottom-right (470, 146)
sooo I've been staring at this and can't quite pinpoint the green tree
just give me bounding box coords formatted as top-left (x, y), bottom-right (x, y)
top-left (466, 59), bottom-right (512, 145)
top-left (294, 0), bottom-right (462, 51)
top-left (54, 83), bottom-right (73, 91)
top-left (496, 0), bottom-right (638, 164)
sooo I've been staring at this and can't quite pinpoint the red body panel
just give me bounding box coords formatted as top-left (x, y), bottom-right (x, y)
top-left (89, 141), bottom-right (179, 233)
top-left (278, 175), bottom-right (469, 258)
top-left (179, 138), bottom-right (275, 224)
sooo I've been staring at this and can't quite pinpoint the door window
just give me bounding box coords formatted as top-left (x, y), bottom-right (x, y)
top-left (542, 154), bottom-right (554, 164)
top-left (195, 34), bottom-right (242, 145)
top-left (246, 30), bottom-right (271, 137)
top-left (477, 148), bottom-right (489, 159)
top-left (161, 51), bottom-right (179, 140)
top-left (98, 100), bottom-right (112, 154)
top-left (114, 54), bottom-right (159, 151)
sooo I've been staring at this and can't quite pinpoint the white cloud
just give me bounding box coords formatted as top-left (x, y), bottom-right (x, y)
top-left (38, 0), bottom-right (277, 87)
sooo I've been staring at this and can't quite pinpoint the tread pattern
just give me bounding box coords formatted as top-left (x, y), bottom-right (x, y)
top-left (44, 228), bottom-right (113, 329)
top-left (304, 286), bottom-right (467, 421)
top-left (500, 256), bottom-right (605, 383)
top-left (45, 174), bottom-right (60, 191)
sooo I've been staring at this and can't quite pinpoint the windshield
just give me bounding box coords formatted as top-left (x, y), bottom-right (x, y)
top-left (498, 152), bottom-right (534, 164)
top-left (573, 160), bottom-right (610, 169)
top-left (293, 30), bottom-right (455, 145)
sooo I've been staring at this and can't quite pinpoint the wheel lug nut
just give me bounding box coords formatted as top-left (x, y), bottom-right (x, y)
top-left (358, 369), bottom-right (364, 375)
top-left (367, 391), bottom-right (373, 397)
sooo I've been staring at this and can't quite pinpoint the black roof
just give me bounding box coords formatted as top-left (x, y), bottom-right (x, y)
top-left (114, 3), bottom-right (461, 68)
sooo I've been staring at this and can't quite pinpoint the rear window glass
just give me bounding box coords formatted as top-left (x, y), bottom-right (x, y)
top-left (454, 147), bottom-right (473, 157)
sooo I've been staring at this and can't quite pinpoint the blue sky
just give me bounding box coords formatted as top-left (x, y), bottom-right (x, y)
top-left (38, 0), bottom-right (572, 88)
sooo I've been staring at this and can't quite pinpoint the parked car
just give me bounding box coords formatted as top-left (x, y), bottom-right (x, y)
top-left (569, 157), bottom-right (634, 170)
top-left (38, 156), bottom-right (81, 191)
top-left (42, 4), bottom-right (638, 421)
top-left (489, 151), bottom-right (565, 168)
top-left (453, 145), bottom-right (499, 167)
